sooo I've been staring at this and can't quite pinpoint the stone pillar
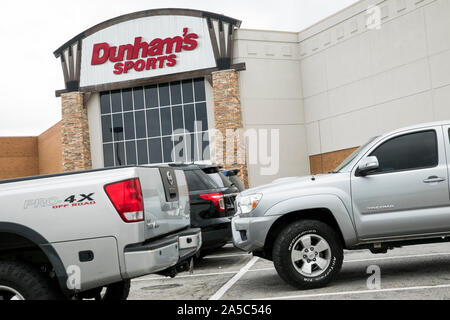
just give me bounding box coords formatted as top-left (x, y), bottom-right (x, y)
top-left (212, 69), bottom-right (249, 187)
top-left (61, 92), bottom-right (92, 172)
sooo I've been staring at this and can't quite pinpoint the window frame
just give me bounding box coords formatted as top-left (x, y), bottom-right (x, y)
top-left (360, 129), bottom-right (439, 176)
top-left (99, 78), bottom-right (210, 167)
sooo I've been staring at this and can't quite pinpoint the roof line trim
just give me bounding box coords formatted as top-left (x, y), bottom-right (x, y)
top-left (53, 8), bottom-right (242, 57)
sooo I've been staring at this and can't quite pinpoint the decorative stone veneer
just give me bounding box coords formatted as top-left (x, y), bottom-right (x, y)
top-left (212, 69), bottom-right (249, 187)
top-left (61, 92), bottom-right (92, 172)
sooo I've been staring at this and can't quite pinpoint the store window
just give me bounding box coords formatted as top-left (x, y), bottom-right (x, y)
top-left (100, 78), bottom-right (210, 167)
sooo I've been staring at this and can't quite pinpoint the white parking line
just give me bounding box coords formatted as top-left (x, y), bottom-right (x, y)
top-left (132, 267), bottom-right (274, 282)
top-left (255, 283), bottom-right (450, 300)
top-left (132, 270), bottom-right (240, 282)
top-left (131, 252), bottom-right (450, 283)
top-left (203, 253), bottom-right (251, 259)
top-left (344, 252), bottom-right (450, 263)
top-left (245, 252), bottom-right (450, 273)
top-left (249, 267), bottom-right (274, 272)
top-left (209, 257), bottom-right (259, 300)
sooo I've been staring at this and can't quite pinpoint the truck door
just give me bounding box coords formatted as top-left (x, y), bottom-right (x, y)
top-left (351, 126), bottom-right (450, 240)
top-left (444, 125), bottom-right (450, 200)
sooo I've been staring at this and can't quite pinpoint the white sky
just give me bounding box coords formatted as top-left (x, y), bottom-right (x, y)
top-left (0, 0), bottom-right (358, 136)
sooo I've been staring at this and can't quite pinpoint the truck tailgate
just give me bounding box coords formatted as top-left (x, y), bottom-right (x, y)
top-left (137, 167), bottom-right (190, 240)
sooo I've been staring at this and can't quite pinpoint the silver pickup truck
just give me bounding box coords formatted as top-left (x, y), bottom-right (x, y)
top-left (233, 120), bottom-right (450, 289)
top-left (0, 166), bottom-right (201, 300)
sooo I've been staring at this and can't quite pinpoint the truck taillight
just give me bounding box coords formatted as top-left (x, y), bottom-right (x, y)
top-left (200, 193), bottom-right (225, 212)
top-left (104, 178), bottom-right (144, 223)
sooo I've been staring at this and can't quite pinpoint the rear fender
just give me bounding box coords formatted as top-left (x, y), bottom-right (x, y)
top-left (0, 222), bottom-right (70, 295)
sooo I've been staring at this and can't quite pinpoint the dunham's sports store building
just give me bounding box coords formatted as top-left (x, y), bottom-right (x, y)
top-left (1, 0), bottom-right (450, 187)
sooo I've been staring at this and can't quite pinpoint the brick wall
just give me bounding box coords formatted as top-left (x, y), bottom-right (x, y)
top-left (0, 137), bottom-right (39, 180)
top-left (0, 92), bottom-right (93, 180)
top-left (0, 122), bottom-right (64, 180)
top-left (212, 69), bottom-right (249, 187)
top-left (38, 121), bottom-right (63, 175)
top-left (309, 147), bottom-right (359, 175)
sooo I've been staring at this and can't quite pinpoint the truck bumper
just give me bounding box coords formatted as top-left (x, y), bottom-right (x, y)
top-left (201, 222), bottom-right (232, 249)
top-left (231, 215), bottom-right (278, 252)
top-left (123, 228), bottom-right (202, 279)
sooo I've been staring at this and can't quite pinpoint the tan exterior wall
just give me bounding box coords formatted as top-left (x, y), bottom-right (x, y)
top-left (38, 121), bottom-right (63, 175)
top-left (309, 147), bottom-right (358, 175)
top-left (0, 122), bottom-right (63, 180)
top-left (234, 29), bottom-right (310, 187)
top-left (0, 137), bottom-right (39, 180)
top-left (301, 0), bottom-right (450, 160)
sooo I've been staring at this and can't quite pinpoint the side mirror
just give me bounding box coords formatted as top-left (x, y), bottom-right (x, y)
top-left (357, 156), bottom-right (379, 176)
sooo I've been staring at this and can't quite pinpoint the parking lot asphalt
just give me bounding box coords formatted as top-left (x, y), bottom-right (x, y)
top-left (129, 242), bottom-right (450, 300)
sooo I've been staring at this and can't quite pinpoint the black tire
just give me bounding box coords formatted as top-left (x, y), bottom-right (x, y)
top-left (194, 249), bottom-right (208, 261)
top-left (272, 220), bottom-right (343, 290)
top-left (0, 260), bottom-right (63, 300)
top-left (101, 280), bottom-right (131, 300)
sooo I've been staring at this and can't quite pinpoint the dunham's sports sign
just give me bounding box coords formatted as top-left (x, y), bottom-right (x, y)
top-left (80, 16), bottom-right (216, 88)
top-left (91, 28), bottom-right (199, 75)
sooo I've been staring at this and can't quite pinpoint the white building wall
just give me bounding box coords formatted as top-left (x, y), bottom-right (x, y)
top-left (233, 29), bottom-right (310, 187)
top-left (299, 0), bottom-right (450, 156)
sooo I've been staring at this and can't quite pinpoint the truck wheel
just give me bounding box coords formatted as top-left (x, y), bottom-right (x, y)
top-left (0, 260), bottom-right (63, 300)
top-left (272, 220), bottom-right (343, 290)
top-left (101, 280), bottom-right (131, 300)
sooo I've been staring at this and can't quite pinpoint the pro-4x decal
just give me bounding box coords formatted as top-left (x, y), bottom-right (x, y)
top-left (23, 193), bottom-right (96, 210)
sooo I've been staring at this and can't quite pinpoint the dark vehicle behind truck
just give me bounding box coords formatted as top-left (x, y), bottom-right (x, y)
top-left (171, 164), bottom-right (239, 256)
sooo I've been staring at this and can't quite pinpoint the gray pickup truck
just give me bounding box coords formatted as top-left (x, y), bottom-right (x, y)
top-left (233, 121), bottom-right (450, 289)
top-left (0, 166), bottom-right (201, 300)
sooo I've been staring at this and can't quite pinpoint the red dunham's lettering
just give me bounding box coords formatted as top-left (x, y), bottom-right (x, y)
top-left (91, 43), bottom-right (109, 65)
top-left (134, 59), bottom-right (146, 72)
top-left (146, 58), bottom-right (157, 70)
top-left (132, 37), bottom-right (149, 59)
top-left (148, 38), bottom-right (163, 56)
top-left (162, 36), bottom-right (183, 54)
top-left (166, 54), bottom-right (177, 67)
top-left (123, 61), bottom-right (134, 73)
top-left (90, 28), bottom-right (198, 74)
top-left (113, 62), bottom-right (124, 74)
top-left (157, 56), bottom-right (167, 68)
top-left (182, 28), bottom-right (198, 51)
top-left (109, 44), bottom-right (134, 63)
top-left (113, 56), bottom-right (177, 75)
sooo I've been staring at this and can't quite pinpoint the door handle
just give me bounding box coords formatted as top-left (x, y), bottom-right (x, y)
top-left (423, 176), bottom-right (446, 183)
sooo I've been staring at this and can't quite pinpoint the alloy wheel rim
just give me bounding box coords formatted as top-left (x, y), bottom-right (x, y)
top-left (291, 234), bottom-right (332, 277)
top-left (0, 286), bottom-right (25, 300)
